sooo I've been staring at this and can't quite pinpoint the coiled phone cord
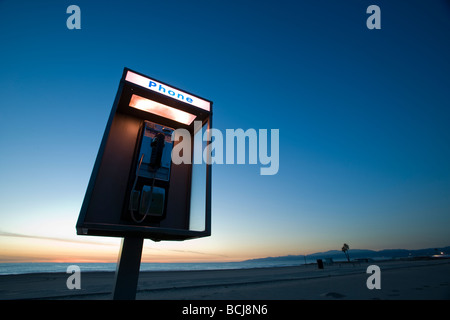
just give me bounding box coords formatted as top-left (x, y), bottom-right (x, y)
top-left (129, 154), bottom-right (156, 224)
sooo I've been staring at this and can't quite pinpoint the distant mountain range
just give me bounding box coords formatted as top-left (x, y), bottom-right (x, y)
top-left (243, 246), bottom-right (450, 263)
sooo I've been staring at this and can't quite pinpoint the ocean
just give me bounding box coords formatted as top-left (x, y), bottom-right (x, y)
top-left (0, 259), bottom-right (320, 275)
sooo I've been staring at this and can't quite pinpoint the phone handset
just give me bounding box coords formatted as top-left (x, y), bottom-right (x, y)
top-left (149, 133), bottom-right (165, 170)
top-left (129, 133), bottom-right (166, 223)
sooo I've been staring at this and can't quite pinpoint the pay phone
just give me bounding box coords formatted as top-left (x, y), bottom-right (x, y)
top-left (77, 68), bottom-right (212, 241)
top-left (125, 120), bottom-right (174, 224)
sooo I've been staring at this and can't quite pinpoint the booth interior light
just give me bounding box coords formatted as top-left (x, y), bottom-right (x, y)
top-left (129, 94), bottom-right (197, 125)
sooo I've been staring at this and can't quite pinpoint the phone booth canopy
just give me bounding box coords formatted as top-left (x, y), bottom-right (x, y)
top-left (76, 68), bottom-right (212, 241)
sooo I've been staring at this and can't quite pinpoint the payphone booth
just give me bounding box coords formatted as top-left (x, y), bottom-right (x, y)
top-left (76, 68), bottom-right (212, 298)
top-left (77, 68), bottom-right (212, 241)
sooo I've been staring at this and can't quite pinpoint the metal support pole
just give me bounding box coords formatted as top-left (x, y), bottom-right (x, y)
top-left (113, 237), bottom-right (144, 300)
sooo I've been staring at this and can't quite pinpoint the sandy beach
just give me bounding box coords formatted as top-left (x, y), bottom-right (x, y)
top-left (0, 259), bottom-right (449, 300)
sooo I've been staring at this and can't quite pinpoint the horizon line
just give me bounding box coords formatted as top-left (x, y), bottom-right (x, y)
top-left (1, 244), bottom-right (448, 265)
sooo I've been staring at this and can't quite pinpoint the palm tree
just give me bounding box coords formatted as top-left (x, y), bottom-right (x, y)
top-left (342, 243), bottom-right (350, 262)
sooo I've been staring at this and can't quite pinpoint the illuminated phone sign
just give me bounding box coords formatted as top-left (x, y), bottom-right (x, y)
top-left (125, 71), bottom-right (211, 112)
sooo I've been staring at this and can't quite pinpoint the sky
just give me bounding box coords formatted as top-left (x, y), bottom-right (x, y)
top-left (0, 0), bottom-right (449, 263)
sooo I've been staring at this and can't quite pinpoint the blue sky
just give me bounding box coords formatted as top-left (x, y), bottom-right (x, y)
top-left (0, 0), bottom-right (449, 262)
